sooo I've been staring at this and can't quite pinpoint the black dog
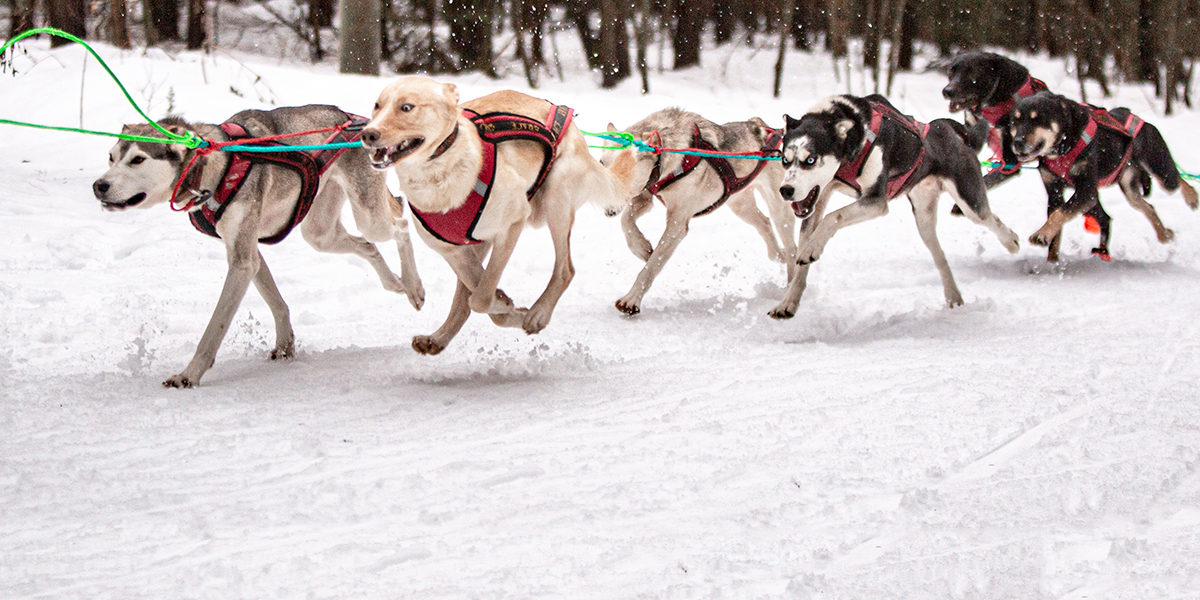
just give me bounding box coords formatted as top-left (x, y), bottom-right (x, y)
top-left (940, 51), bottom-right (1117, 259)
top-left (1008, 91), bottom-right (1198, 261)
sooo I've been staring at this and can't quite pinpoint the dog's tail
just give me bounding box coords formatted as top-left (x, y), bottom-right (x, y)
top-left (1128, 119), bottom-right (1199, 209)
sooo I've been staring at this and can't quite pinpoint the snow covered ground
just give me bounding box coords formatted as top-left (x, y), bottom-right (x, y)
top-left (3, 27), bottom-right (1200, 599)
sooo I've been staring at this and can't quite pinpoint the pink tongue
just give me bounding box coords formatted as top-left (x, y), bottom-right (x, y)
top-left (791, 202), bottom-right (805, 217)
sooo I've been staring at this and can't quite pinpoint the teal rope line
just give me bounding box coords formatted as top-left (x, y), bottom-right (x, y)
top-left (582, 130), bottom-right (782, 161)
top-left (1179, 164), bottom-right (1200, 182)
top-left (220, 141), bottom-right (363, 153)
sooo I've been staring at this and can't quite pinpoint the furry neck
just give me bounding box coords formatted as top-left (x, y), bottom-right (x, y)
top-left (392, 115), bottom-right (484, 214)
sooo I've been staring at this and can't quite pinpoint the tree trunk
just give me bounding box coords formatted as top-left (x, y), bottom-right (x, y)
top-left (47, 0), bottom-right (87, 46)
top-left (143, 0), bottom-right (181, 44)
top-left (447, 0), bottom-right (495, 75)
top-left (791, 0), bottom-right (810, 51)
top-left (885, 0), bottom-right (908, 95)
top-left (713, 0), bottom-right (735, 45)
top-left (186, 0), bottom-right (207, 50)
top-left (774, 0), bottom-right (794, 97)
top-left (339, 0), bottom-right (381, 75)
top-left (8, 0), bottom-right (35, 38)
top-left (380, 0), bottom-right (393, 61)
top-left (636, 0), bottom-right (651, 93)
top-left (107, 0), bottom-right (131, 49)
top-left (863, 0), bottom-right (881, 76)
top-left (896, 1), bottom-right (915, 71)
top-left (673, 0), bottom-right (709, 70)
top-left (599, 0), bottom-right (624, 87)
top-left (310, 0), bottom-right (334, 28)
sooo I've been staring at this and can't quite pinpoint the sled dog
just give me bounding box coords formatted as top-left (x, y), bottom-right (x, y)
top-left (361, 76), bottom-right (625, 355)
top-left (1007, 91), bottom-right (1198, 260)
top-left (598, 108), bottom-right (795, 315)
top-left (92, 105), bottom-right (425, 388)
top-left (939, 51), bottom-right (1116, 260)
top-left (771, 94), bottom-right (1020, 318)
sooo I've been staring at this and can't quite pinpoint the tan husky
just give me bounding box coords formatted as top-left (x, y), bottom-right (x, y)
top-left (361, 77), bottom-right (626, 355)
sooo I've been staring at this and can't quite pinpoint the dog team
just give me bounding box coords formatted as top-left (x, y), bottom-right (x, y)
top-left (89, 52), bottom-right (1198, 387)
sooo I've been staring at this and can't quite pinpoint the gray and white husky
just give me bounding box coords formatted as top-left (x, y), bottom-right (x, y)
top-left (599, 108), bottom-right (795, 315)
top-left (771, 94), bottom-right (1020, 318)
top-left (92, 105), bottom-right (424, 388)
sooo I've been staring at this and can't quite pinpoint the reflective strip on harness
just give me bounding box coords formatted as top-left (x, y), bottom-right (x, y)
top-left (835, 102), bottom-right (929, 200)
top-left (1042, 105), bottom-right (1143, 188)
top-left (189, 115), bottom-right (368, 244)
top-left (409, 103), bottom-right (574, 246)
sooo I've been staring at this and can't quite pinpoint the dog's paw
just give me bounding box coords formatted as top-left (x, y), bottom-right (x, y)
top-left (945, 293), bottom-right (964, 308)
top-left (1028, 227), bottom-right (1057, 247)
top-left (768, 305), bottom-right (795, 320)
top-left (615, 298), bottom-right (641, 316)
top-left (406, 283), bottom-right (426, 311)
top-left (1158, 228), bottom-right (1176, 244)
top-left (162, 373), bottom-right (197, 389)
top-left (522, 308), bottom-right (551, 335)
top-left (270, 342), bottom-right (295, 361)
top-left (412, 335), bottom-right (446, 356)
top-left (1182, 182), bottom-right (1198, 210)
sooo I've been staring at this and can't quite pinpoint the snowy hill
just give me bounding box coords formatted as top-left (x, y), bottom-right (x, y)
top-left (3, 32), bottom-right (1200, 598)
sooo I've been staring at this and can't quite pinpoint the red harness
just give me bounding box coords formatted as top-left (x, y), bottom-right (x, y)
top-left (645, 126), bottom-right (784, 217)
top-left (188, 115), bottom-right (368, 244)
top-left (981, 75), bottom-right (1049, 163)
top-left (409, 104), bottom-right (574, 246)
top-left (835, 102), bottom-right (930, 200)
top-left (1042, 106), bottom-right (1144, 187)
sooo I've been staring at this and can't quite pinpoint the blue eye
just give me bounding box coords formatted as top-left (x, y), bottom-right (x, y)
top-left (805, 157), bottom-right (816, 165)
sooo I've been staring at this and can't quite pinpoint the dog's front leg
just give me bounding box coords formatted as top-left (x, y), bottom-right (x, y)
top-left (796, 192), bottom-right (889, 265)
top-left (621, 190), bottom-right (655, 262)
top-left (616, 206), bottom-right (691, 315)
top-left (412, 279), bottom-right (473, 355)
top-left (1032, 179), bottom-right (1098, 254)
top-left (467, 220), bottom-right (526, 321)
top-left (164, 209), bottom-right (263, 388)
top-left (1034, 170), bottom-right (1066, 261)
top-left (250, 251), bottom-right (295, 360)
top-left (770, 188), bottom-right (831, 320)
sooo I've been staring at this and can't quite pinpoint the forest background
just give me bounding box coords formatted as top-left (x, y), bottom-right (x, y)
top-left (4, 0), bottom-right (1196, 112)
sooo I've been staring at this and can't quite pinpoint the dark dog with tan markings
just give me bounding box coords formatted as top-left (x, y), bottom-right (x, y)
top-left (1007, 92), bottom-right (1198, 261)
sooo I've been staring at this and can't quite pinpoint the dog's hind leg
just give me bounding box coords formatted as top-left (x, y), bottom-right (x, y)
top-left (622, 191), bottom-right (655, 261)
top-left (1118, 168), bottom-right (1174, 243)
top-left (1133, 122), bottom-right (1199, 209)
top-left (769, 188), bottom-right (831, 320)
top-left (615, 205), bottom-right (692, 315)
top-left (727, 188), bottom-right (788, 264)
top-left (251, 254), bottom-right (295, 360)
top-left (909, 184), bottom-right (964, 307)
top-left (302, 181), bottom-right (411, 297)
top-left (944, 170), bottom-right (1020, 254)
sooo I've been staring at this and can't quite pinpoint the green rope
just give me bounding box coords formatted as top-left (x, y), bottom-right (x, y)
top-left (1, 27), bottom-right (203, 148)
top-left (580, 129), bottom-right (782, 161)
top-left (1180, 165), bottom-right (1200, 182)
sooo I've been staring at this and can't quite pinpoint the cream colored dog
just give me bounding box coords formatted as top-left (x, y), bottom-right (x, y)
top-left (361, 77), bottom-right (625, 355)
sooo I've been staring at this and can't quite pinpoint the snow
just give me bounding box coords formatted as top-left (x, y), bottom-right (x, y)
top-left (4, 29), bottom-right (1200, 599)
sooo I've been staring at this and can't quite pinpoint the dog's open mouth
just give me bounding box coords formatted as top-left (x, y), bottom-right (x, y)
top-left (946, 97), bottom-right (979, 113)
top-left (101, 192), bottom-right (146, 211)
top-left (791, 186), bottom-right (820, 218)
top-left (369, 137), bottom-right (425, 169)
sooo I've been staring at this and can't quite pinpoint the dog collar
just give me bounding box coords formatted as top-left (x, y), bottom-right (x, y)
top-left (428, 123), bottom-right (459, 161)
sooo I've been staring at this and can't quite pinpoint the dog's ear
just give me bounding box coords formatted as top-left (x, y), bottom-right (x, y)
top-left (606, 122), bottom-right (617, 132)
top-left (784, 114), bottom-right (801, 130)
top-left (442, 82), bottom-right (459, 105)
top-left (834, 119), bottom-right (855, 139)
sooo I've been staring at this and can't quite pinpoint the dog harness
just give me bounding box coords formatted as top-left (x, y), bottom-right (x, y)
top-left (1042, 105), bottom-right (1144, 188)
top-left (188, 115), bottom-right (368, 244)
top-left (409, 104), bottom-right (574, 246)
top-left (981, 75), bottom-right (1049, 172)
top-left (644, 125), bottom-right (784, 217)
top-left (835, 101), bottom-right (930, 200)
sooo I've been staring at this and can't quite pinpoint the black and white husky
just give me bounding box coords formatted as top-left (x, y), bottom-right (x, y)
top-left (1007, 91), bottom-right (1198, 260)
top-left (769, 94), bottom-right (1020, 318)
top-left (93, 105), bottom-right (424, 387)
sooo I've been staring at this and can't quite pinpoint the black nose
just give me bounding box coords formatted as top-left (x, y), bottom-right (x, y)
top-left (361, 128), bottom-right (381, 146)
top-left (93, 180), bottom-right (110, 198)
top-left (1012, 139), bottom-right (1026, 154)
top-left (941, 85), bottom-right (956, 99)
top-left (779, 185), bottom-right (794, 201)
